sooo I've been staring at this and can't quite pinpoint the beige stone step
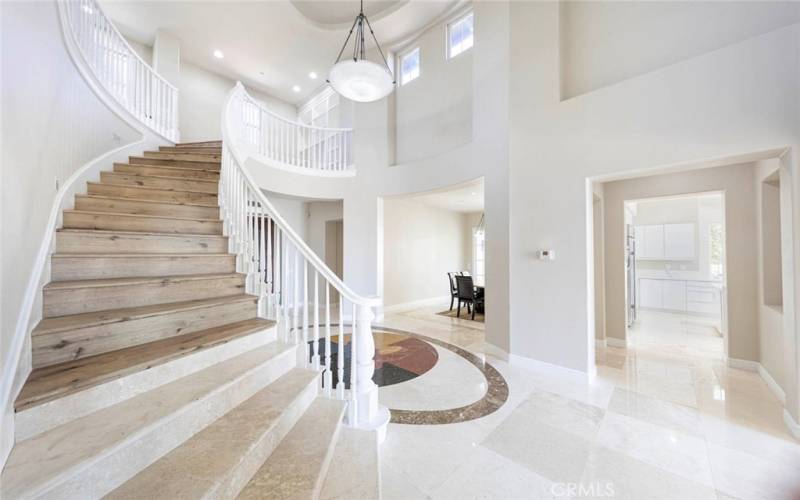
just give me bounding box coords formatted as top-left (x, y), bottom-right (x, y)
top-left (107, 369), bottom-right (321, 500)
top-left (43, 273), bottom-right (245, 317)
top-left (63, 209), bottom-right (222, 235)
top-left (74, 194), bottom-right (220, 219)
top-left (142, 151), bottom-right (222, 163)
top-left (1, 341), bottom-right (299, 500)
top-left (100, 171), bottom-right (219, 194)
top-left (51, 252), bottom-right (236, 281)
top-left (114, 162), bottom-right (220, 180)
top-left (320, 428), bottom-right (381, 500)
top-left (159, 145), bottom-right (222, 155)
top-left (15, 318), bottom-right (276, 439)
top-left (31, 294), bottom-right (258, 368)
top-left (129, 155), bottom-right (220, 170)
top-left (87, 182), bottom-right (219, 206)
top-left (238, 397), bottom-right (347, 500)
top-left (56, 229), bottom-right (228, 254)
top-left (176, 140), bottom-right (222, 147)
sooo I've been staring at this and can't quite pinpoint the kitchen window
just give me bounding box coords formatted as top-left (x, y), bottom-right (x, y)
top-left (400, 47), bottom-right (420, 85)
top-left (447, 12), bottom-right (474, 59)
top-left (473, 229), bottom-right (485, 285)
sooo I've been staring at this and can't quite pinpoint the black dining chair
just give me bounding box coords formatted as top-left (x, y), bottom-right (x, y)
top-left (447, 272), bottom-right (460, 310)
top-left (455, 275), bottom-right (484, 320)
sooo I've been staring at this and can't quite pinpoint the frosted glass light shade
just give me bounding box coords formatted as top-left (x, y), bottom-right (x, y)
top-left (328, 59), bottom-right (394, 103)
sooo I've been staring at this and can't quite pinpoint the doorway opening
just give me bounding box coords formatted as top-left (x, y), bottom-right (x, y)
top-left (624, 192), bottom-right (727, 360)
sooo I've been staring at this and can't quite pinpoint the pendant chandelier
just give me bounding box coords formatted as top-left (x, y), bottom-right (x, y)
top-left (327, 0), bottom-right (395, 103)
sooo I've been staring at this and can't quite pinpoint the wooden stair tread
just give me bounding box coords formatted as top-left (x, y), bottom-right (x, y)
top-left (63, 209), bottom-right (220, 223)
top-left (16, 318), bottom-right (276, 412)
top-left (33, 294), bottom-right (255, 336)
top-left (44, 273), bottom-right (241, 290)
top-left (101, 172), bottom-right (219, 184)
top-left (176, 140), bottom-right (222, 147)
top-left (114, 162), bottom-right (220, 174)
top-left (56, 228), bottom-right (227, 239)
top-left (129, 155), bottom-right (220, 165)
top-left (87, 182), bottom-right (219, 201)
top-left (75, 194), bottom-right (219, 210)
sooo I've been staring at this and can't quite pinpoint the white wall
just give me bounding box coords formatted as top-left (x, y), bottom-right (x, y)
top-left (393, 8), bottom-right (473, 164)
top-left (1, 0), bottom-right (142, 466)
top-left (506, 2), bottom-right (799, 421)
top-left (559, 1), bottom-right (800, 98)
top-left (121, 38), bottom-right (296, 142)
top-left (264, 191), bottom-right (308, 242)
top-left (383, 198), bottom-right (470, 307)
top-left (755, 159), bottom-right (786, 392)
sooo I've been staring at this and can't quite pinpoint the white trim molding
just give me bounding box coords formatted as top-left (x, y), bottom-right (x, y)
top-left (605, 337), bottom-right (628, 348)
top-left (757, 365), bottom-right (786, 404)
top-left (783, 410), bottom-right (800, 440)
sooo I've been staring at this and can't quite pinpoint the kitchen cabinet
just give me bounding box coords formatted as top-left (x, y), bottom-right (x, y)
top-left (635, 223), bottom-right (695, 261)
top-left (639, 278), bottom-right (664, 308)
top-left (662, 280), bottom-right (686, 310)
top-left (637, 277), bottom-right (721, 316)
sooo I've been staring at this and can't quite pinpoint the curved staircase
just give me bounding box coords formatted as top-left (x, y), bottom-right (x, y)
top-left (1, 143), bottom-right (378, 499)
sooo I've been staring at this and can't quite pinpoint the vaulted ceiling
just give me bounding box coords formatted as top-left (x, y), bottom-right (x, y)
top-left (101, 0), bottom-right (460, 104)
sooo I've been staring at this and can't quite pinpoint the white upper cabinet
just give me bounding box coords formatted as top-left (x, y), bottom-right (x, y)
top-left (635, 223), bottom-right (695, 261)
top-left (664, 223), bottom-right (695, 260)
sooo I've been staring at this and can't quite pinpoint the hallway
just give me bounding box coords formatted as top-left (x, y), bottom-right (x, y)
top-left (370, 305), bottom-right (800, 500)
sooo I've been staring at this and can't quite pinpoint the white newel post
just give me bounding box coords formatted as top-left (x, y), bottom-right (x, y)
top-left (350, 304), bottom-right (390, 442)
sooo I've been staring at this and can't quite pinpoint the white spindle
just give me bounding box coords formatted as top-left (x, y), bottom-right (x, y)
top-left (325, 283), bottom-right (332, 396)
top-left (313, 272), bottom-right (320, 370)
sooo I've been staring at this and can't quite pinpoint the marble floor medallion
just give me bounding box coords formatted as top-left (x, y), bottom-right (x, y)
top-left (307, 326), bottom-right (508, 424)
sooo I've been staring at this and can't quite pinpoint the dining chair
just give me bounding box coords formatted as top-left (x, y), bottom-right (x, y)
top-left (455, 275), bottom-right (484, 320)
top-left (447, 272), bottom-right (459, 311)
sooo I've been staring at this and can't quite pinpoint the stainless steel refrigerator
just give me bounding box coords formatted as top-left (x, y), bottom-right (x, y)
top-left (626, 224), bottom-right (637, 327)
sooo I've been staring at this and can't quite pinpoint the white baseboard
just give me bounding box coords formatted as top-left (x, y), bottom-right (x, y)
top-left (595, 338), bottom-right (607, 349)
top-left (758, 364), bottom-right (786, 404)
top-left (507, 352), bottom-right (593, 381)
top-left (726, 357), bottom-right (760, 371)
top-left (382, 295), bottom-right (449, 314)
top-left (484, 342), bottom-right (509, 361)
top-left (727, 357), bottom-right (786, 404)
top-left (783, 410), bottom-right (800, 440)
top-left (605, 337), bottom-right (628, 348)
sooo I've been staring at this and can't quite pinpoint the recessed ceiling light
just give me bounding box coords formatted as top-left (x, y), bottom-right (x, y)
top-left (213, 50), bottom-right (224, 59)
top-left (292, 85), bottom-right (301, 92)
top-left (309, 72), bottom-right (318, 80)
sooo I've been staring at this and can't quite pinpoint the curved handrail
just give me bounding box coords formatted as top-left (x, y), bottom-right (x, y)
top-left (236, 85), bottom-right (354, 175)
top-left (223, 83), bottom-right (377, 308)
top-left (58, 0), bottom-right (179, 142)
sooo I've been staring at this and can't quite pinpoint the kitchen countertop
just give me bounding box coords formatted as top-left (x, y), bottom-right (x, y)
top-left (637, 271), bottom-right (724, 285)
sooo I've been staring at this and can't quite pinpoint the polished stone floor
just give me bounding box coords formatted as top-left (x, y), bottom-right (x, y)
top-left (375, 304), bottom-right (800, 500)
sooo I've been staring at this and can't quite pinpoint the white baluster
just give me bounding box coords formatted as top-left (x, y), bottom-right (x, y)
top-left (303, 260), bottom-right (309, 357)
top-left (325, 283), bottom-right (332, 397)
top-left (313, 272), bottom-right (320, 370)
top-left (349, 303), bottom-right (358, 424)
top-left (336, 296), bottom-right (345, 399)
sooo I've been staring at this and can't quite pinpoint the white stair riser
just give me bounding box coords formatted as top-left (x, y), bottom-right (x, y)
top-left (100, 172), bottom-right (219, 194)
top-left (87, 182), bottom-right (219, 205)
top-left (43, 275), bottom-right (246, 317)
top-left (16, 326), bottom-right (277, 441)
top-left (51, 254), bottom-right (236, 281)
top-left (27, 345), bottom-right (299, 500)
top-left (114, 163), bottom-right (220, 180)
top-left (64, 211), bottom-right (222, 235)
top-left (75, 196), bottom-right (220, 219)
top-left (56, 231), bottom-right (228, 254)
top-left (32, 298), bottom-right (257, 368)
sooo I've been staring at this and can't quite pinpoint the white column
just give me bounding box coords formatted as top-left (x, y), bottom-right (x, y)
top-left (348, 304), bottom-right (390, 442)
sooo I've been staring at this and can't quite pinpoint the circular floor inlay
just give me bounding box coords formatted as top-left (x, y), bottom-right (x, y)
top-left (307, 331), bottom-right (438, 388)
top-left (307, 327), bottom-right (508, 425)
